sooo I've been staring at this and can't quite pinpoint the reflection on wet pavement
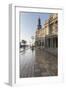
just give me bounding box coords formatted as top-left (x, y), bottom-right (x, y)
top-left (20, 48), bottom-right (58, 78)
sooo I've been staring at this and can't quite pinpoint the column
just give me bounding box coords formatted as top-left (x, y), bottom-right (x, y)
top-left (47, 39), bottom-right (48, 48)
top-left (45, 38), bottom-right (47, 48)
top-left (53, 37), bottom-right (56, 48)
top-left (48, 38), bottom-right (50, 48)
top-left (56, 37), bottom-right (58, 48)
top-left (51, 38), bottom-right (53, 48)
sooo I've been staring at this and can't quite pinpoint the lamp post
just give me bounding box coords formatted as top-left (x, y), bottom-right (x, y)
top-left (31, 36), bottom-right (34, 46)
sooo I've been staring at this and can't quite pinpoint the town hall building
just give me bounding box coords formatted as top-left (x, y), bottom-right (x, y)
top-left (35, 14), bottom-right (58, 49)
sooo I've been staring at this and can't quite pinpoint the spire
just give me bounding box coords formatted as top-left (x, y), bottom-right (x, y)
top-left (37, 17), bottom-right (42, 30)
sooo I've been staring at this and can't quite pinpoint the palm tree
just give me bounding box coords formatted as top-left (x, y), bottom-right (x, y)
top-left (22, 40), bottom-right (27, 49)
top-left (22, 40), bottom-right (26, 45)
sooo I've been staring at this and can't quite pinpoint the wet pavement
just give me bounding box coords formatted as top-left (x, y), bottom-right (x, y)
top-left (20, 48), bottom-right (58, 78)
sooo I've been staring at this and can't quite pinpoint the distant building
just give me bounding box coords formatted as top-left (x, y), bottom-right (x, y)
top-left (35, 14), bottom-right (58, 48)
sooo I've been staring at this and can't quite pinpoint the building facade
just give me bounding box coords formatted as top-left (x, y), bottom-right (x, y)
top-left (35, 14), bottom-right (58, 48)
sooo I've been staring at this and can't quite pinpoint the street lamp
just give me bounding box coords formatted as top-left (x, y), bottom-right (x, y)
top-left (31, 36), bottom-right (34, 46)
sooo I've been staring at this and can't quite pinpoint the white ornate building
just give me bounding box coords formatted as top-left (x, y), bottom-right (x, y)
top-left (35, 14), bottom-right (58, 48)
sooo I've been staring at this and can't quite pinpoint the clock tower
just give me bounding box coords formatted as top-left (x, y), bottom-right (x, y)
top-left (37, 17), bottom-right (42, 30)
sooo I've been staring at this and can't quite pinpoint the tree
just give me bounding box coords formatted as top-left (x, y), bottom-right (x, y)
top-left (21, 40), bottom-right (27, 49)
top-left (22, 40), bottom-right (27, 45)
